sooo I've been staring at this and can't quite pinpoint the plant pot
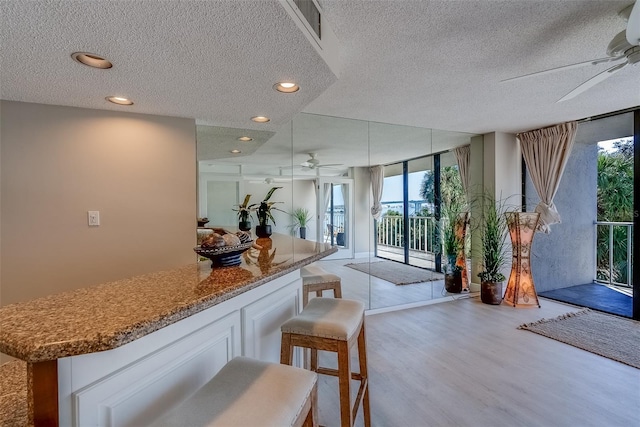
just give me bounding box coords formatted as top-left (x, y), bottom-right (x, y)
top-left (444, 272), bottom-right (462, 293)
top-left (255, 224), bottom-right (272, 238)
top-left (299, 226), bottom-right (306, 239)
top-left (336, 232), bottom-right (345, 246)
top-left (238, 220), bottom-right (252, 231)
top-left (481, 281), bottom-right (503, 305)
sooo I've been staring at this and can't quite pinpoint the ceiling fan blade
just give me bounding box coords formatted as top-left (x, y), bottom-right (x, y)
top-left (627, 1), bottom-right (640, 45)
top-left (501, 57), bottom-right (623, 83)
top-left (317, 163), bottom-right (344, 168)
top-left (557, 62), bottom-right (627, 102)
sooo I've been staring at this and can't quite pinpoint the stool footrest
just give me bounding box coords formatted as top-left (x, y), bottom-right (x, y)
top-left (316, 367), bottom-right (363, 382)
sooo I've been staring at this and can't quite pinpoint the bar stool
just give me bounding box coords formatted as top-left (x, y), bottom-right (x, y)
top-left (301, 264), bottom-right (342, 307)
top-left (281, 297), bottom-right (370, 427)
top-left (150, 356), bottom-right (318, 427)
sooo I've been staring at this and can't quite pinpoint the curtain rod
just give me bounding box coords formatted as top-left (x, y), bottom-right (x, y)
top-left (577, 106), bottom-right (639, 123)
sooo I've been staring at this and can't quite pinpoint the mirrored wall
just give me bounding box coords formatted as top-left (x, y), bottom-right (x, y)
top-left (197, 112), bottom-right (479, 310)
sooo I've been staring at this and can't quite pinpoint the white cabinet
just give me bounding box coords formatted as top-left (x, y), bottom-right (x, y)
top-left (59, 271), bottom-right (302, 427)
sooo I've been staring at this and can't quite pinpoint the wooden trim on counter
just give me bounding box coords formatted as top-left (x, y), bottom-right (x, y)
top-left (29, 360), bottom-right (58, 427)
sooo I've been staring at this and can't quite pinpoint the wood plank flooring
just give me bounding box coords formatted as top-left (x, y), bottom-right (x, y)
top-left (315, 297), bottom-right (640, 427)
top-left (315, 258), bottom-right (459, 310)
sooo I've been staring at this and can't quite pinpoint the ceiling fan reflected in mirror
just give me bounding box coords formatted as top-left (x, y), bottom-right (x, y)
top-left (502, 1), bottom-right (640, 102)
top-left (290, 153), bottom-right (344, 170)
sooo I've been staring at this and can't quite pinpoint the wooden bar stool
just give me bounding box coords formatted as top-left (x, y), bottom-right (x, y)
top-left (150, 356), bottom-right (318, 427)
top-left (301, 264), bottom-right (342, 307)
top-left (281, 297), bottom-right (370, 427)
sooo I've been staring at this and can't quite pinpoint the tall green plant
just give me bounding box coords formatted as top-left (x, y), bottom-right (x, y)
top-left (440, 197), bottom-right (465, 273)
top-left (478, 193), bottom-right (509, 283)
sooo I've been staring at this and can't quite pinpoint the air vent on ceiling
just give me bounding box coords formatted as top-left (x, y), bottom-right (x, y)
top-left (293, 0), bottom-right (321, 39)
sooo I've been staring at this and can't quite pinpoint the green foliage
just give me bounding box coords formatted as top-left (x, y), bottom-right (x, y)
top-left (288, 208), bottom-right (313, 234)
top-left (420, 165), bottom-right (464, 208)
top-left (233, 194), bottom-right (252, 221)
top-left (439, 197), bottom-right (465, 273)
top-left (253, 187), bottom-right (284, 226)
top-left (477, 193), bottom-right (509, 283)
top-left (596, 139), bottom-right (633, 283)
top-left (384, 209), bottom-right (402, 216)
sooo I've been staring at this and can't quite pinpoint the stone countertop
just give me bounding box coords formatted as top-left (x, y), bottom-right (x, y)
top-left (0, 234), bottom-right (336, 363)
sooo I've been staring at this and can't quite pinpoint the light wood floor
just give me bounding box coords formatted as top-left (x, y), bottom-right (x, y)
top-left (315, 258), bottom-right (461, 311)
top-left (315, 297), bottom-right (640, 427)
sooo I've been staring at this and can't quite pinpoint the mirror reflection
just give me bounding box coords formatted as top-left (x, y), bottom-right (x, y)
top-left (197, 112), bottom-right (479, 310)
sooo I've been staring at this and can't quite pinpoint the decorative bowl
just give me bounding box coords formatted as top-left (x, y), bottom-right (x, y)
top-left (194, 241), bottom-right (253, 267)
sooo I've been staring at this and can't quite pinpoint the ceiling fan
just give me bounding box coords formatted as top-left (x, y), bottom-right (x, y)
top-left (297, 153), bottom-right (344, 170)
top-left (502, 2), bottom-right (640, 102)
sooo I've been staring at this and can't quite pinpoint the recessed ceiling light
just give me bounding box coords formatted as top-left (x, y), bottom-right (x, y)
top-left (238, 136), bottom-right (253, 142)
top-left (273, 82), bottom-right (300, 93)
top-left (72, 52), bottom-right (112, 69)
top-left (106, 96), bottom-right (134, 106)
top-left (251, 116), bottom-right (270, 123)
top-left (230, 149), bottom-right (242, 154)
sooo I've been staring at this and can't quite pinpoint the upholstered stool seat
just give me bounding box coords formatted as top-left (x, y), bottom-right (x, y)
top-left (300, 264), bottom-right (342, 307)
top-left (150, 356), bottom-right (317, 427)
top-left (281, 298), bottom-right (370, 427)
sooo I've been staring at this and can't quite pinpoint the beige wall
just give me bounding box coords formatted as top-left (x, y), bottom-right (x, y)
top-left (1, 101), bottom-right (197, 305)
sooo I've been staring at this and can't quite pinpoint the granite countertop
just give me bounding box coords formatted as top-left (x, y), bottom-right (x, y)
top-left (0, 234), bottom-right (336, 363)
top-left (0, 360), bottom-right (27, 427)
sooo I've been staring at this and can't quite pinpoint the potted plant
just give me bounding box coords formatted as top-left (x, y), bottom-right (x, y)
top-left (440, 199), bottom-right (464, 293)
top-left (254, 187), bottom-right (284, 238)
top-left (288, 207), bottom-right (313, 239)
top-left (233, 194), bottom-right (253, 231)
top-left (477, 193), bottom-right (510, 304)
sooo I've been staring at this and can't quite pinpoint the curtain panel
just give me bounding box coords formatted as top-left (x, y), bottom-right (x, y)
top-left (518, 121), bottom-right (578, 233)
top-left (453, 145), bottom-right (471, 200)
top-left (370, 165), bottom-right (384, 220)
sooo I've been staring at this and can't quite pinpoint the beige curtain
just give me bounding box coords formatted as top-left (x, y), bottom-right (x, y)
top-left (518, 121), bottom-right (577, 234)
top-left (453, 145), bottom-right (471, 199)
top-left (370, 165), bottom-right (384, 220)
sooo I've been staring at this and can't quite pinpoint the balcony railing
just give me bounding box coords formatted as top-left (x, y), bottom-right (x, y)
top-left (595, 221), bottom-right (633, 288)
top-left (377, 215), bottom-right (437, 253)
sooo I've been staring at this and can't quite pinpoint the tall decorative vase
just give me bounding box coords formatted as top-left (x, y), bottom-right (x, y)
top-left (503, 212), bottom-right (541, 308)
top-left (455, 212), bottom-right (470, 291)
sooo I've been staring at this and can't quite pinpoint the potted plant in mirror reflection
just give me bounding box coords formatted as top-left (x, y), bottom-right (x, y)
top-left (477, 192), bottom-right (510, 305)
top-left (233, 194), bottom-right (253, 231)
top-left (253, 187), bottom-right (284, 238)
top-left (440, 198), bottom-right (465, 293)
top-left (288, 207), bottom-right (313, 239)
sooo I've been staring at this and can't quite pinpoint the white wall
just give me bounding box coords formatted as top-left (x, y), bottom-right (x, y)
top-left (0, 101), bottom-right (196, 305)
top-left (354, 166), bottom-right (373, 257)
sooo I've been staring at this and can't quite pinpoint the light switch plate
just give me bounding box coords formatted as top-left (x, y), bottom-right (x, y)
top-left (88, 211), bottom-right (100, 226)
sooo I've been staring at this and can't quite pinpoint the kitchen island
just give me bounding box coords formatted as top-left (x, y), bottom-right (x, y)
top-left (0, 234), bottom-right (336, 426)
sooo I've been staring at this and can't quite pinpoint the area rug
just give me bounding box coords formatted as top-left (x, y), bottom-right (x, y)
top-left (518, 309), bottom-right (640, 369)
top-left (345, 260), bottom-right (442, 285)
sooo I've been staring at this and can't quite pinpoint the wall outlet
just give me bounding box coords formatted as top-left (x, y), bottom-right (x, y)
top-left (88, 211), bottom-right (100, 226)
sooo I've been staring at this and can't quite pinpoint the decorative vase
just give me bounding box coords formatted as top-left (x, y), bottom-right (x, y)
top-left (481, 281), bottom-right (503, 305)
top-left (255, 224), bottom-right (272, 238)
top-left (299, 226), bottom-right (306, 239)
top-left (239, 220), bottom-right (252, 231)
top-left (444, 271), bottom-right (462, 293)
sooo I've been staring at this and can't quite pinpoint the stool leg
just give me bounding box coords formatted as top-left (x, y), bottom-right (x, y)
top-left (310, 349), bottom-right (318, 372)
top-left (303, 285), bottom-right (309, 307)
top-left (315, 289), bottom-right (323, 298)
top-left (333, 282), bottom-right (342, 299)
top-left (280, 333), bottom-right (293, 365)
top-left (337, 340), bottom-right (353, 427)
top-left (358, 322), bottom-right (371, 427)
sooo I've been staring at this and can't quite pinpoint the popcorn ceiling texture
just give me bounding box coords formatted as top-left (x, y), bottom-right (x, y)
top-left (0, 235), bottom-right (336, 363)
top-left (1, 0), bottom-right (636, 138)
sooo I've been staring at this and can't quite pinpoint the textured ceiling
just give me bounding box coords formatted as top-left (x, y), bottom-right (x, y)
top-left (1, 0), bottom-right (638, 172)
top-left (308, 0), bottom-right (640, 134)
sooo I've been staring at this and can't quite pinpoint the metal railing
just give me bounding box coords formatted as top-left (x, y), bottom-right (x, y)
top-left (377, 215), bottom-right (437, 254)
top-left (595, 221), bottom-right (633, 287)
